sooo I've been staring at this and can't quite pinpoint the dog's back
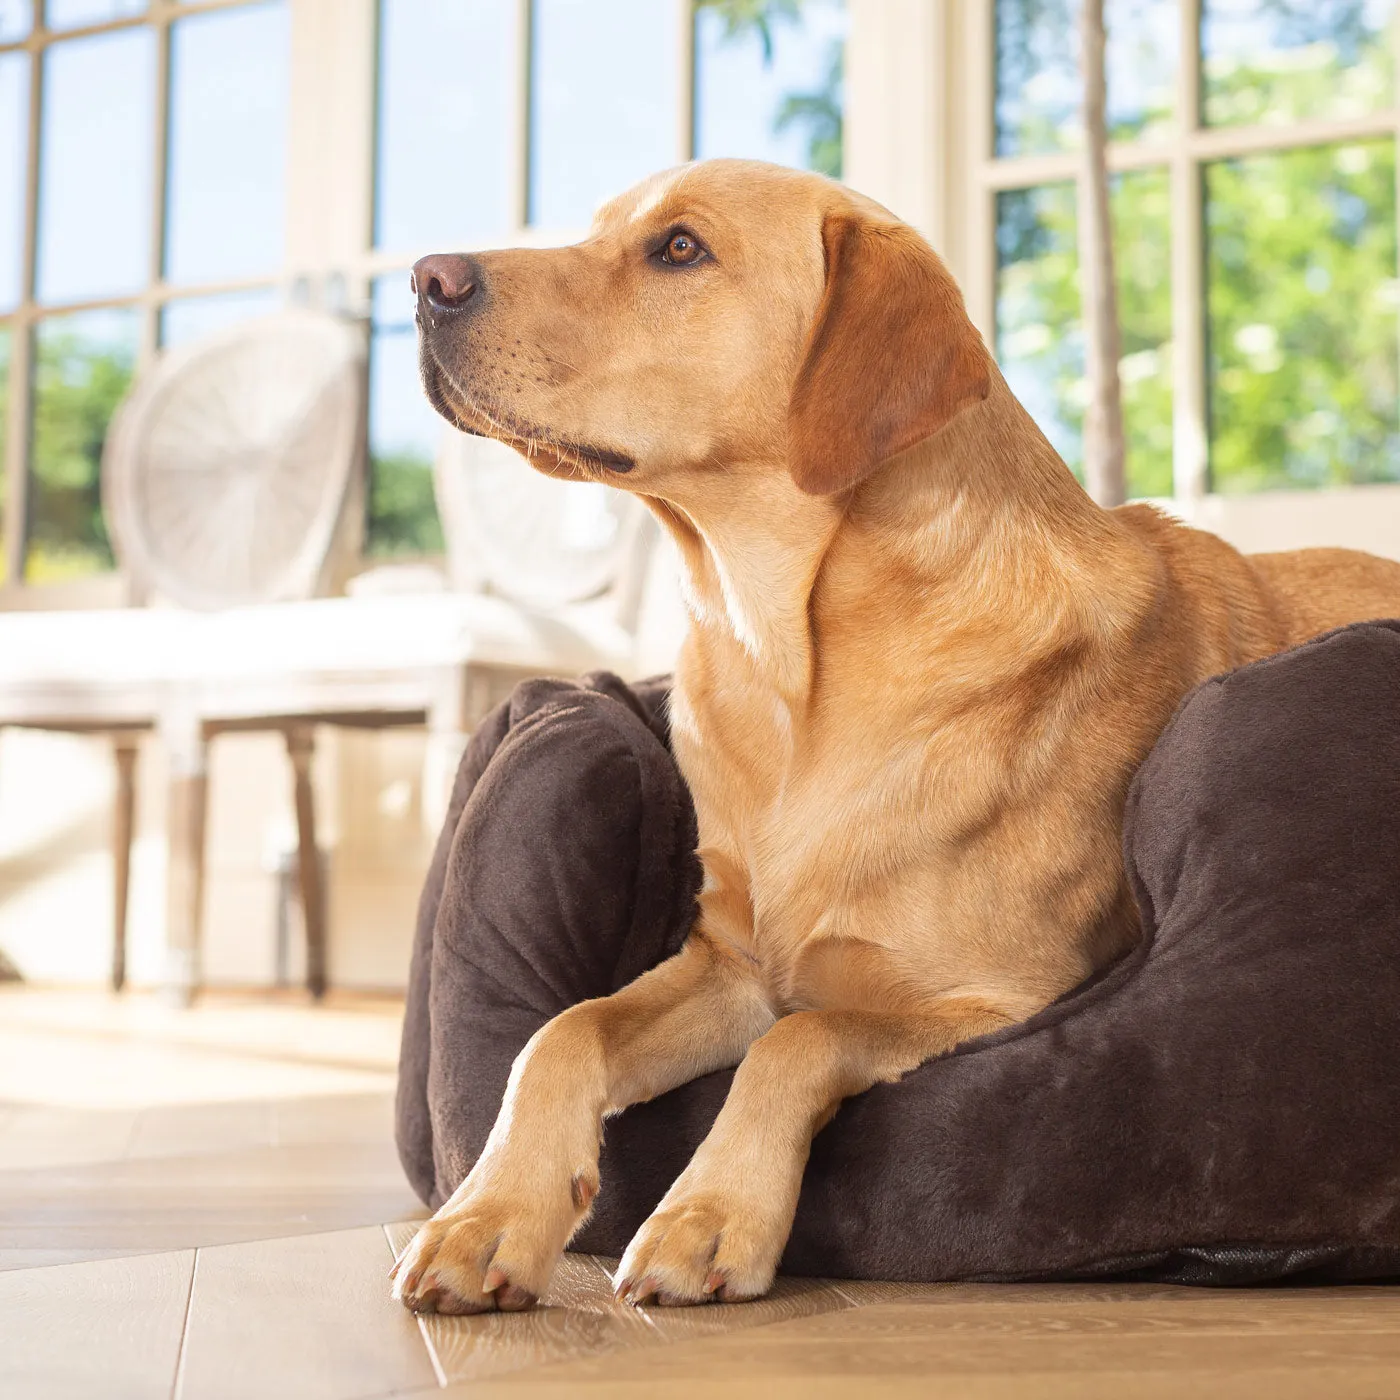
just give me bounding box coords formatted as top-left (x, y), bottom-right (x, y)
top-left (1114, 503), bottom-right (1400, 668)
top-left (1247, 547), bottom-right (1400, 646)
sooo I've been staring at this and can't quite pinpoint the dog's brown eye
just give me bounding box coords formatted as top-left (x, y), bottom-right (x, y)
top-left (661, 232), bottom-right (705, 266)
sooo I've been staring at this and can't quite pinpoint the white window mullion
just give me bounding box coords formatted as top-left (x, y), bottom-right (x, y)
top-left (676, 0), bottom-right (694, 163)
top-left (1393, 1), bottom-right (1400, 441)
top-left (284, 0), bottom-right (377, 298)
top-left (1171, 0), bottom-right (1208, 509)
top-left (2, 33), bottom-right (42, 586)
top-left (963, 0), bottom-right (996, 344)
top-left (512, 0), bottom-right (531, 230)
top-left (140, 7), bottom-right (171, 365)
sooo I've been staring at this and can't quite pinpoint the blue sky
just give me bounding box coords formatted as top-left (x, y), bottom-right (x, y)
top-left (14, 0), bottom-right (287, 310)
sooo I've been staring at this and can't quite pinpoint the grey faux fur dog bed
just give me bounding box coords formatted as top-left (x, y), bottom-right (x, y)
top-left (396, 621), bottom-right (1400, 1285)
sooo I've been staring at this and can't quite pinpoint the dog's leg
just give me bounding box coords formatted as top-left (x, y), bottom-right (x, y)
top-left (391, 934), bottom-right (773, 1314)
top-left (613, 996), bottom-right (1014, 1306)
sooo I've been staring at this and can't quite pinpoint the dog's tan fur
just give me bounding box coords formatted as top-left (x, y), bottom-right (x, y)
top-left (392, 160), bottom-right (1400, 1314)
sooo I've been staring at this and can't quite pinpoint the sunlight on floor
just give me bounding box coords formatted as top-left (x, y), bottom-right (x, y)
top-left (0, 986), bottom-right (402, 1110)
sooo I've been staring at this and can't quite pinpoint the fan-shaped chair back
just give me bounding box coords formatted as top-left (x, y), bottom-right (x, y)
top-left (434, 429), bottom-right (654, 629)
top-left (103, 310), bottom-right (365, 611)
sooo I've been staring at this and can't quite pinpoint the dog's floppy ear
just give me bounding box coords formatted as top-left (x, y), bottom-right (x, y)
top-left (788, 212), bottom-right (991, 495)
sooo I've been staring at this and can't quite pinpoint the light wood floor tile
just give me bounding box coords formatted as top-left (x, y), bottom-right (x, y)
top-left (488, 1293), bottom-right (1400, 1392)
top-left (0, 1244), bottom-right (167, 1272)
top-left (176, 1226), bottom-right (437, 1400)
top-left (426, 1367), bottom-right (1400, 1400)
top-left (0, 1103), bottom-right (141, 1170)
top-left (382, 1224), bottom-right (656, 1384)
top-left (606, 1269), bottom-right (852, 1344)
top-left (126, 1098), bottom-right (279, 1160)
top-left (272, 1091), bottom-right (398, 1147)
top-left (0, 1247), bottom-right (194, 1400)
top-left (0, 1138), bottom-right (424, 1254)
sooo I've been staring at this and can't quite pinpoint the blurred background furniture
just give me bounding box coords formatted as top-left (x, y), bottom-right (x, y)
top-left (0, 610), bottom-right (174, 992)
top-left (0, 310), bottom-right (366, 1000)
top-left (104, 309), bottom-right (366, 1002)
top-left (0, 316), bottom-right (655, 1005)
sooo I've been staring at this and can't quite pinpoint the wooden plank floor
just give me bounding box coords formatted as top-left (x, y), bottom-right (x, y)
top-left (3, 986), bottom-right (1399, 1399)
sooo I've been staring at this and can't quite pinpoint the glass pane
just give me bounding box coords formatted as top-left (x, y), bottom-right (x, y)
top-left (1112, 168), bottom-right (1174, 497)
top-left (160, 287), bottom-right (279, 348)
top-left (46, 0), bottom-right (145, 30)
top-left (997, 184), bottom-right (1082, 461)
top-left (367, 273), bottom-right (443, 557)
top-left (0, 53), bottom-right (27, 314)
top-left (1203, 0), bottom-right (1394, 127)
top-left (995, 172), bottom-right (1172, 498)
top-left (36, 28), bottom-right (156, 304)
top-left (694, 0), bottom-right (846, 175)
top-left (0, 1), bottom-right (31, 43)
top-left (375, 0), bottom-right (515, 253)
top-left (994, 0), bottom-right (1177, 157)
top-left (529, 0), bottom-right (679, 228)
top-left (27, 308), bottom-right (138, 581)
top-left (1206, 141), bottom-right (1399, 493)
top-left (165, 2), bottom-right (289, 284)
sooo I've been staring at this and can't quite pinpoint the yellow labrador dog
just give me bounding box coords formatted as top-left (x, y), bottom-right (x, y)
top-left (392, 159), bottom-right (1400, 1314)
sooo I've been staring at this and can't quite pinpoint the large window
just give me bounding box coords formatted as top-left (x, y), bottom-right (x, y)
top-left (0, 0), bottom-right (846, 586)
top-left (989, 0), bottom-right (1399, 500)
top-left (0, 0), bottom-right (289, 592)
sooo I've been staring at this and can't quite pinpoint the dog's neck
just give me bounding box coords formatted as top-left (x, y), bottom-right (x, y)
top-left (648, 372), bottom-right (1159, 704)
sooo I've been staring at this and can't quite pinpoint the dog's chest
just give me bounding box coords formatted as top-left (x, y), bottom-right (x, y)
top-left (672, 676), bottom-right (941, 967)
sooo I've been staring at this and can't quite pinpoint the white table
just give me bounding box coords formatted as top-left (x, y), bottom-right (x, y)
top-left (0, 594), bottom-right (636, 1001)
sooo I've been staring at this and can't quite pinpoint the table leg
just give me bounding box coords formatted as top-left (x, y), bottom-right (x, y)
top-left (110, 737), bottom-right (139, 992)
top-left (161, 708), bottom-right (208, 1007)
top-left (285, 725), bottom-right (327, 1000)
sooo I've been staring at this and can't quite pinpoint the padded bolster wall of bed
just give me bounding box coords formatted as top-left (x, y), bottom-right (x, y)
top-left (396, 623), bottom-right (1400, 1285)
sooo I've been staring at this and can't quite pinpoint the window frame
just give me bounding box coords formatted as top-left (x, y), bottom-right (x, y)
top-left (0, 0), bottom-right (294, 604)
top-left (0, 0), bottom-right (706, 601)
top-left (954, 0), bottom-right (1400, 509)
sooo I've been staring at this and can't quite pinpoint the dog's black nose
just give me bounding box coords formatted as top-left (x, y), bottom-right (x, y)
top-left (411, 253), bottom-right (480, 314)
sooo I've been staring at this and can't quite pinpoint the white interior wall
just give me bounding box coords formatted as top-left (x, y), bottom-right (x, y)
top-left (0, 722), bottom-right (432, 992)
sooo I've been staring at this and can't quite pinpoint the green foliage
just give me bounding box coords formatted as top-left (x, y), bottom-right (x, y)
top-left (1207, 139), bottom-right (1399, 492)
top-left (997, 15), bottom-right (1399, 496)
top-left (26, 320), bottom-right (134, 581)
top-left (1203, 0), bottom-right (1393, 126)
top-left (698, 0), bottom-right (843, 176)
top-left (696, 0), bottom-right (800, 63)
top-left (367, 449), bottom-right (445, 558)
top-left (994, 0), bottom-right (1075, 155)
top-left (997, 171), bottom-right (1175, 498)
top-left (775, 41), bottom-right (842, 179)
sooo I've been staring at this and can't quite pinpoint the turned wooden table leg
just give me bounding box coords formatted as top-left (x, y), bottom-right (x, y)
top-left (160, 704), bottom-right (208, 1007)
top-left (285, 725), bottom-right (327, 1000)
top-left (110, 737), bottom-right (139, 992)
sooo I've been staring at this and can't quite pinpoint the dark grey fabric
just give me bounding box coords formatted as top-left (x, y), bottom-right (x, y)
top-left (396, 624), bottom-right (1400, 1284)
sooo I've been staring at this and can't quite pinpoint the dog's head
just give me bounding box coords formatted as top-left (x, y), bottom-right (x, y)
top-left (413, 159), bottom-right (990, 502)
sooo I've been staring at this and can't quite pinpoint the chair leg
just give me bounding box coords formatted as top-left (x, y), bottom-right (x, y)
top-left (285, 725), bottom-right (327, 1000)
top-left (111, 737), bottom-right (139, 993)
top-left (161, 706), bottom-right (208, 1007)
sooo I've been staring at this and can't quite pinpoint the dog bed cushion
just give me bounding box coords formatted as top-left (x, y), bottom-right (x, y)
top-left (396, 622), bottom-right (1400, 1284)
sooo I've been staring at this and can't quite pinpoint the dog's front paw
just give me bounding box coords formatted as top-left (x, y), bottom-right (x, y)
top-left (390, 1164), bottom-right (597, 1315)
top-left (613, 1186), bottom-right (787, 1307)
